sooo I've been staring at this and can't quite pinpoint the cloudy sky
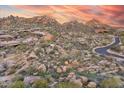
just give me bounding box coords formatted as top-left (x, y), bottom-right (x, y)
top-left (0, 5), bottom-right (124, 27)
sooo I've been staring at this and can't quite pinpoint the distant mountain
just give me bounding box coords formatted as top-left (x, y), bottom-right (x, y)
top-left (62, 20), bottom-right (93, 33)
top-left (0, 15), bottom-right (116, 33)
top-left (0, 15), bottom-right (61, 30)
top-left (86, 18), bottom-right (112, 29)
top-left (30, 15), bottom-right (59, 25)
top-left (86, 18), bottom-right (115, 33)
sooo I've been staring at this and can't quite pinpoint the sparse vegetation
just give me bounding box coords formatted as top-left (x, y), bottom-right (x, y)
top-left (15, 44), bottom-right (29, 52)
top-left (57, 82), bottom-right (81, 88)
top-left (76, 71), bottom-right (97, 80)
top-left (100, 76), bottom-right (123, 88)
top-left (26, 66), bottom-right (37, 75)
top-left (10, 80), bottom-right (25, 88)
top-left (19, 32), bottom-right (29, 38)
top-left (32, 79), bottom-right (48, 88)
top-left (50, 31), bottom-right (59, 36)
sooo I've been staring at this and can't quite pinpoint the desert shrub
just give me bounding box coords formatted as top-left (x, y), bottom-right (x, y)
top-left (32, 79), bottom-right (48, 88)
top-left (100, 76), bottom-right (123, 88)
top-left (120, 36), bottom-right (124, 44)
top-left (15, 44), bottom-right (29, 52)
top-left (19, 32), bottom-right (29, 38)
top-left (50, 31), bottom-right (58, 36)
top-left (57, 82), bottom-right (81, 88)
top-left (26, 66), bottom-right (36, 75)
top-left (76, 71), bottom-right (97, 81)
top-left (12, 74), bottom-right (24, 81)
top-left (50, 72), bottom-right (60, 79)
top-left (10, 80), bottom-right (25, 88)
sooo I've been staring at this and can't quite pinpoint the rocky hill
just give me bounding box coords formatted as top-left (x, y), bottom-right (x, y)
top-left (0, 15), bottom-right (61, 31)
top-left (0, 15), bottom-right (124, 88)
top-left (86, 18), bottom-right (111, 29)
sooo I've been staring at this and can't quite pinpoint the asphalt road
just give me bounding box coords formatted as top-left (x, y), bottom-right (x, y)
top-left (94, 36), bottom-right (124, 59)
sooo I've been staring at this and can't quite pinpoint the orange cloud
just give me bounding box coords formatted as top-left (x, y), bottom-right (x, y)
top-left (1, 5), bottom-right (124, 27)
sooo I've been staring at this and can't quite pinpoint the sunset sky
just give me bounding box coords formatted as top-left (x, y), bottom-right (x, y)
top-left (0, 5), bottom-right (124, 27)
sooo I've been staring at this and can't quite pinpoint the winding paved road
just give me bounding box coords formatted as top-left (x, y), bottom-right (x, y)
top-left (94, 36), bottom-right (124, 59)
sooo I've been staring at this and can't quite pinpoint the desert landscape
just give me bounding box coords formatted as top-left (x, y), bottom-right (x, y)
top-left (0, 6), bottom-right (124, 88)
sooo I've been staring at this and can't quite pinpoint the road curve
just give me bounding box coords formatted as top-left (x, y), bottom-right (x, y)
top-left (93, 36), bottom-right (124, 59)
